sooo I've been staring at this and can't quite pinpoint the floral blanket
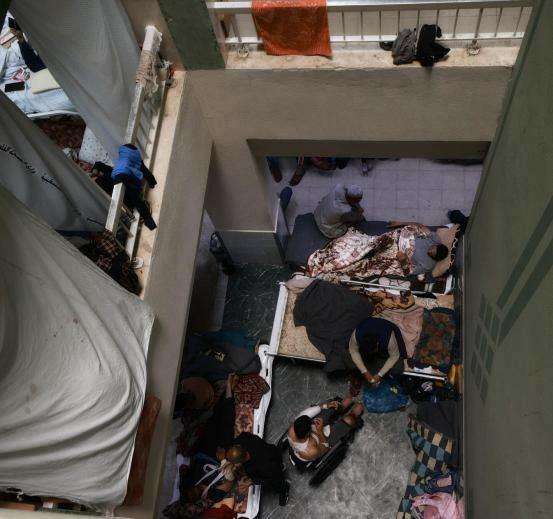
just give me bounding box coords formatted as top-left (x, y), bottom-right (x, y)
top-left (307, 225), bottom-right (427, 281)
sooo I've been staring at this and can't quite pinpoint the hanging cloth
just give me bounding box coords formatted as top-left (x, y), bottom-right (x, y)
top-left (10, 0), bottom-right (140, 159)
top-left (0, 184), bottom-right (154, 511)
top-left (252, 0), bottom-right (332, 57)
top-left (0, 90), bottom-right (109, 232)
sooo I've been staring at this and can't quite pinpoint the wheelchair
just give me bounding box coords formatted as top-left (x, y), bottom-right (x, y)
top-left (277, 414), bottom-right (364, 487)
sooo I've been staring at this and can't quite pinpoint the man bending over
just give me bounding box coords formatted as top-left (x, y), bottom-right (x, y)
top-left (314, 184), bottom-right (365, 238)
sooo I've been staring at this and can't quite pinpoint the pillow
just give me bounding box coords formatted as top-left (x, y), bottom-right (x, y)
top-left (29, 69), bottom-right (59, 94)
top-left (432, 224), bottom-right (460, 278)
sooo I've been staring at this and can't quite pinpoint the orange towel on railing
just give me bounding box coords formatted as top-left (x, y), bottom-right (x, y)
top-left (252, 0), bottom-right (332, 57)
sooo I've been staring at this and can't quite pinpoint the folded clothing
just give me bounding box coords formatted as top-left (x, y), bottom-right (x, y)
top-left (252, 0), bottom-right (332, 57)
top-left (293, 279), bottom-right (374, 372)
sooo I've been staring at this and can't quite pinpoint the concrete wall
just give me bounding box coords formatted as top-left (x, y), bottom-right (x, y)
top-left (120, 0), bottom-right (182, 69)
top-left (464, 2), bottom-right (553, 517)
top-left (189, 48), bottom-right (515, 232)
top-left (117, 74), bottom-right (213, 519)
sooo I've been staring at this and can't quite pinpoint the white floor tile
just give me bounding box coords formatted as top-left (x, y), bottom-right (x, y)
top-left (374, 188), bottom-right (397, 209)
top-left (443, 190), bottom-right (466, 210)
top-left (419, 189), bottom-right (443, 210)
top-left (397, 189), bottom-right (419, 209)
top-left (271, 157), bottom-right (482, 228)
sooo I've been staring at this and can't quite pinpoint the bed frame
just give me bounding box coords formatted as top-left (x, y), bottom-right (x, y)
top-left (26, 109), bottom-right (79, 119)
top-left (239, 344), bottom-right (274, 518)
top-left (269, 275), bottom-right (455, 363)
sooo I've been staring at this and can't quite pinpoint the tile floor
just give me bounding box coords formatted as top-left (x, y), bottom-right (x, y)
top-left (220, 264), bottom-right (414, 519)
top-left (270, 158), bottom-right (481, 230)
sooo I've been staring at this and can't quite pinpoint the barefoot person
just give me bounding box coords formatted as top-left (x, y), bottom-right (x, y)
top-left (287, 396), bottom-right (364, 462)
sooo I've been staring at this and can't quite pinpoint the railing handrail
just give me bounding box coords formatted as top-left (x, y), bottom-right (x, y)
top-left (207, 0), bottom-right (533, 14)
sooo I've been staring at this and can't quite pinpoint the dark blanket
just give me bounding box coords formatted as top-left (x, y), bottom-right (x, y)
top-left (293, 280), bottom-right (374, 372)
top-left (182, 330), bottom-right (260, 382)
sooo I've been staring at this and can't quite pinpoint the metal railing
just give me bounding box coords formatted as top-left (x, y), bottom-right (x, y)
top-left (105, 25), bottom-right (170, 258)
top-left (207, 0), bottom-right (533, 48)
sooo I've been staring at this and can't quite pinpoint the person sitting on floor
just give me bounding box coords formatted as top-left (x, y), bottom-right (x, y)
top-left (314, 183), bottom-right (365, 238)
top-left (348, 316), bottom-right (408, 386)
top-left (389, 221), bottom-right (449, 279)
top-left (224, 433), bottom-right (290, 506)
top-left (287, 396), bottom-right (363, 462)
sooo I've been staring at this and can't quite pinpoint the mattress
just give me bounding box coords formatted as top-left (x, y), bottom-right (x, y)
top-left (269, 284), bottom-right (325, 362)
top-left (270, 277), bottom-right (455, 363)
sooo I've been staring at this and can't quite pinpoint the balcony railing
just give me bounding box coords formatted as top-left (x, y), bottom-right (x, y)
top-left (105, 25), bottom-right (170, 259)
top-left (207, 0), bottom-right (533, 49)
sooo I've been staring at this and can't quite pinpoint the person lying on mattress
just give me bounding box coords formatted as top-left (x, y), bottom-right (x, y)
top-left (348, 317), bottom-right (408, 386)
top-left (314, 183), bottom-right (365, 238)
top-left (391, 221), bottom-right (449, 279)
top-left (287, 395), bottom-right (364, 462)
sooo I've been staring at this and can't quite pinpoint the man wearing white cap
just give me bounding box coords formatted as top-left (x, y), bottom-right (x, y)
top-left (314, 183), bottom-right (365, 238)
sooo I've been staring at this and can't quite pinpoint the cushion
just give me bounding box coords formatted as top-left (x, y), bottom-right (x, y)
top-left (29, 68), bottom-right (60, 94)
top-left (432, 224), bottom-right (460, 278)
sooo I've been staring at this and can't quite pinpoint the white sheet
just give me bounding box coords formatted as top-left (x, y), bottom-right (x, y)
top-left (0, 184), bottom-right (154, 511)
top-left (11, 0), bottom-right (140, 159)
top-left (0, 89), bottom-right (109, 232)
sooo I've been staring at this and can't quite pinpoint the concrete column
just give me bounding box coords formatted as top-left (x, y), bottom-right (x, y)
top-left (158, 0), bottom-right (226, 70)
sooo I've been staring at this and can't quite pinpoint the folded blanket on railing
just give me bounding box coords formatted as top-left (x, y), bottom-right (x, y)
top-left (252, 0), bottom-right (332, 57)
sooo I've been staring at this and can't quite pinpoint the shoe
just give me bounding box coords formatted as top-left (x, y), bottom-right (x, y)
top-left (278, 480), bottom-right (290, 506)
top-left (421, 469), bottom-right (459, 495)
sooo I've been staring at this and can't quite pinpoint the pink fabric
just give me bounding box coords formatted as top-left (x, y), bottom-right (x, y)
top-left (378, 306), bottom-right (424, 358)
top-left (413, 493), bottom-right (464, 519)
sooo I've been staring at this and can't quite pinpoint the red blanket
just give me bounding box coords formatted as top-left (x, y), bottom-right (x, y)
top-left (252, 0), bottom-right (332, 57)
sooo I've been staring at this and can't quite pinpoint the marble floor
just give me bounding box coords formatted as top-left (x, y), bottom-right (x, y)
top-left (222, 264), bottom-right (415, 519)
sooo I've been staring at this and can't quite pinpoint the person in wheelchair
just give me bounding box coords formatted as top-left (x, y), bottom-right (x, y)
top-left (286, 395), bottom-right (364, 463)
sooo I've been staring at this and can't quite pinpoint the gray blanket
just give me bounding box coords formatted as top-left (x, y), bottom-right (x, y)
top-left (293, 280), bottom-right (374, 372)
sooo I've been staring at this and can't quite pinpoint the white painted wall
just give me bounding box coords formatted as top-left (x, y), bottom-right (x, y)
top-left (189, 49), bottom-right (515, 232)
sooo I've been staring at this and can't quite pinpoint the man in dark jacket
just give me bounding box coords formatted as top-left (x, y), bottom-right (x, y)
top-left (225, 432), bottom-right (290, 506)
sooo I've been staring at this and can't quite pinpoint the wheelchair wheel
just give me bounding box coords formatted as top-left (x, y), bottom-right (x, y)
top-left (308, 442), bottom-right (348, 487)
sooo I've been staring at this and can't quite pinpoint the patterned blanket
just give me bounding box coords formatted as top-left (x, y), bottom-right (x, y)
top-left (306, 225), bottom-right (426, 281)
top-left (397, 415), bottom-right (455, 518)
